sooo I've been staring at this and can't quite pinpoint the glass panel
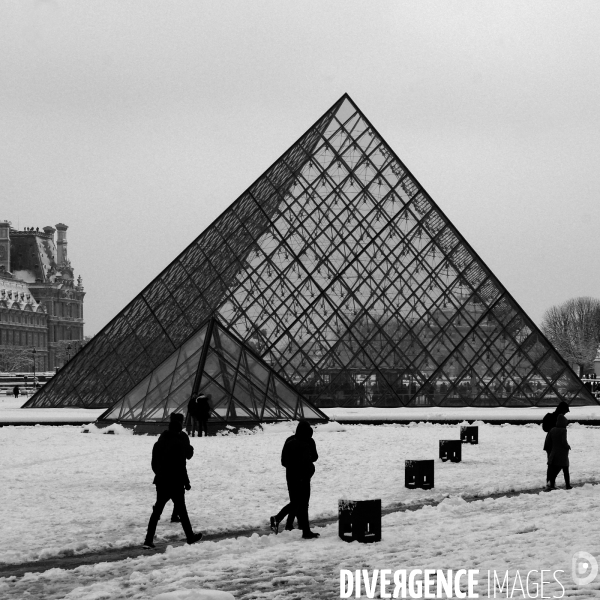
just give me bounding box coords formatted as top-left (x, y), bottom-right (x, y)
top-left (41, 96), bottom-right (589, 415)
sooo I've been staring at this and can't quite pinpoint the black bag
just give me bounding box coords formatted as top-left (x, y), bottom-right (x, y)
top-left (541, 412), bottom-right (555, 433)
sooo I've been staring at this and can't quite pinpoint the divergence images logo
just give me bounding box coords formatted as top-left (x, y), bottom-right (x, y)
top-left (572, 551), bottom-right (598, 586)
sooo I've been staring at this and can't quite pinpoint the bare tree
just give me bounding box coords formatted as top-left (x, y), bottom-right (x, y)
top-left (541, 297), bottom-right (600, 375)
top-left (0, 347), bottom-right (33, 372)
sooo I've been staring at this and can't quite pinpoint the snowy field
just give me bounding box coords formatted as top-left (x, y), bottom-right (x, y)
top-left (325, 404), bottom-right (600, 422)
top-left (3, 396), bottom-right (600, 425)
top-left (0, 398), bottom-right (105, 424)
top-left (4, 484), bottom-right (600, 599)
top-left (3, 420), bottom-right (600, 569)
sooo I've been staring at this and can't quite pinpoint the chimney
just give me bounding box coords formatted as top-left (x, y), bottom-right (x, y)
top-left (0, 221), bottom-right (10, 273)
top-left (55, 223), bottom-right (68, 264)
top-left (43, 225), bottom-right (56, 241)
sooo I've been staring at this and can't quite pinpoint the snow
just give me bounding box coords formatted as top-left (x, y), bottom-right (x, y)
top-left (154, 591), bottom-right (235, 600)
top-left (0, 397), bottom-right (104, 424)
top-left (3, 485), bottom-right (600, 599)
top-left (2, 419), bottom-right (600, 569)
top-left (324, 405), bottom-right (600, 422)
top-left (3, 419), bottom-right (600, 598)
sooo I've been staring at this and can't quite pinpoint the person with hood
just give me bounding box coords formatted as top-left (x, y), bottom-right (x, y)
top-left (143, 412), bottom-right (203, 549)
top-left (541, 401), bottom-right (570, 433)
top-left (543, 413), bottom-right (572, 490)
top-left (270, 420), bottom-right (320, 539)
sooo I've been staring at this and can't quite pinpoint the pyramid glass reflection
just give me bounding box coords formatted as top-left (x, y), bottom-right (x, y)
top-left (24, 94), bottom-right (597, 420)
top-left (100, 319), bottom-right (325, 424)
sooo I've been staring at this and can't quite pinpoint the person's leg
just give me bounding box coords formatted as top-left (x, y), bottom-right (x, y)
top-left (563, 466), bottom-right (571, 488)
top-left (284, 507), bottom-right (296, 531)
top-left (275, 503), bottom-right (291, 523)
top-left (270, 503), bottom-right (292, 533)
top-left (290, 477), bottom-right (310, 534)
top-left (547, 464), bottom-right (561, 488)
top-left (171, 487), bottom-right (194, 541)
top-left (170, 499), bottom-right (180, 522)
top-left (286, 472), bottom-right (302, 530)
top-left (201, 419), bottom-right (208, 437)
top-left (145, 486), bottom-right (170, 544)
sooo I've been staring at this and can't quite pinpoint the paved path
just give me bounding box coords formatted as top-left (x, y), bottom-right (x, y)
top-left (2, 480), bottom-right (596, 580)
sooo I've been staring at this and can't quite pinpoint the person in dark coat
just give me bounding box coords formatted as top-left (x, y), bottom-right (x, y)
top-left (13, 385), bottom-right (19, 399)
top-left (196, 394), bottom-right (211, 437)
top-left (186, 397), bottom-right (199, 437)
top-left (541, 401), bottom-right (570, 432)
top-left (543, 414), bottom-right (572, 490)
top-left (270, 420), bottom-right (320, 539)
top-left (143, 413), bottom-right (203, 548)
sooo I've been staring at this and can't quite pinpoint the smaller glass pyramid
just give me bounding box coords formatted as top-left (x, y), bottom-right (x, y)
top-left (98, 318), bottom-right (327, 425)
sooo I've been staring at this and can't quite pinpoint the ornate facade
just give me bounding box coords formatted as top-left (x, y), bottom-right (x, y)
top-left (0, 221), bottom-right (85, 372)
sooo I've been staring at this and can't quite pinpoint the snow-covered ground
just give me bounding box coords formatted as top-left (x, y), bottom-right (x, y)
top-left (0, 398), bottom-right (105, 423)
top-left (3, 484), bottom-right (600, 599)
top-left (324, 404), bottom-right (600, 422)
top-left (4, 395), bottom-right (600, 426)
top-left (2, 419), bottom-right (600, 570)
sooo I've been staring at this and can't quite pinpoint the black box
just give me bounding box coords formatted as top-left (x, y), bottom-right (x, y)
top-left (338, 499), bottom-right (381, 543)
top-left (405, 460), bottom-right (435, 489)
top-left (439, 440), bottom-right (462, 462)
top-left (460, 425), bottom-right (478, 444)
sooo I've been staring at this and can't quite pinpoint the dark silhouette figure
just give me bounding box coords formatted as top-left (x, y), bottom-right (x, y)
top-left (143, 413), bottom-right (203, 549)
top-left (270, 420), bottom-right (320, 539)
top-left (541, 401), bottom-right (570, 432)
top-left (544, 414), bottom-right (572, 490)
top-left (13, 386), bottom-right (19, 399)
top-left (186, 397), bottom-right (199, 437)
top-left (196, 394), bottom-right (211, 437)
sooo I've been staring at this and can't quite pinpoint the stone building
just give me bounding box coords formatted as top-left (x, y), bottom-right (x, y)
top-left (0, 221), bottom-right (85, 372)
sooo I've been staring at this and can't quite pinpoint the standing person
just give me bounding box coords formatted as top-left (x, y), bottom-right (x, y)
top-left (270, 420), bottom-right (320, 539)
top-left (196, 394), bottom-right (211, 437)
top-left (143, 413), bottom-right (203, 549)
top-left (544, 414), bottom-right (572, 490)
top-left (541, 401), bottom-right (570, 433)
top-left (186, 396), bottom-right (199, 437)
top-left (13, 385), bottom-right (19, 399)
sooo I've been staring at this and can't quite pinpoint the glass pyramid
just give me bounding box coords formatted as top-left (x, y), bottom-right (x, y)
top-left (99, 318), bottom-right (326, 424)
top-left (24, 94), bottom-right (597, 419)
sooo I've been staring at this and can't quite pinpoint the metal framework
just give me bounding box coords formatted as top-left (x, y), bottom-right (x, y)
top-left (24, 94), bottom-right (597, 420)
top-left (99, 317), bottom-right (326, 424)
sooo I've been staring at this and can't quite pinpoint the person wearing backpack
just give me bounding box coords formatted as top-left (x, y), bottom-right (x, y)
top-left (270, 420), bottom-right (320, 539)
top-left (543, 414), bottom-right (572, 490)
top-left (143, 412), bottom-right (203, 549)
top-left (541, 401), bottom-right (570, 433)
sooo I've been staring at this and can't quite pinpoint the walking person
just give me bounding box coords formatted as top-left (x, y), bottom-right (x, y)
top-left (541, 401), bottom-right (570, 432)
top-left (186, 396), bottom-right (199, 437)
top-left (143, 413), bottom-right (203, 549)
top-left (196, 394), bottom-right (211, 437)
top-left (544, 414), bottom-right (572, 490)
top-left (270, 420), bottom-right (320, 539)
top-left (13, 385), bottom-right (19, 399)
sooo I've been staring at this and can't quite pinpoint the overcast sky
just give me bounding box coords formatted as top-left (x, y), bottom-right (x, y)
top-left (1, 1), bottom-right (599, 335)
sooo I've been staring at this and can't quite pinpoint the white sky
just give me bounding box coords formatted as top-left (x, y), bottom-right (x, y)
top-left (1, 1), bottom-right (599, 335)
